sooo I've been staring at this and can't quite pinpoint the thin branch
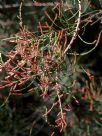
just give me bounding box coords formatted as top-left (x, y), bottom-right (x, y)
top-left (56, 89), bottom-right (64, 121)
top-left (78, 34), bottom-right (96, 45)
top-left (68, 30), bottom-right (102, 56)
top-left (0, 2), bottom-right (73, 9)
top-left (63, 0), bottom-right (82, 55)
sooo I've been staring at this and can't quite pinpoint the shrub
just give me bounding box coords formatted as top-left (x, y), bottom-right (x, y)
top-left (0, 0), bottom-right (102, 136)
